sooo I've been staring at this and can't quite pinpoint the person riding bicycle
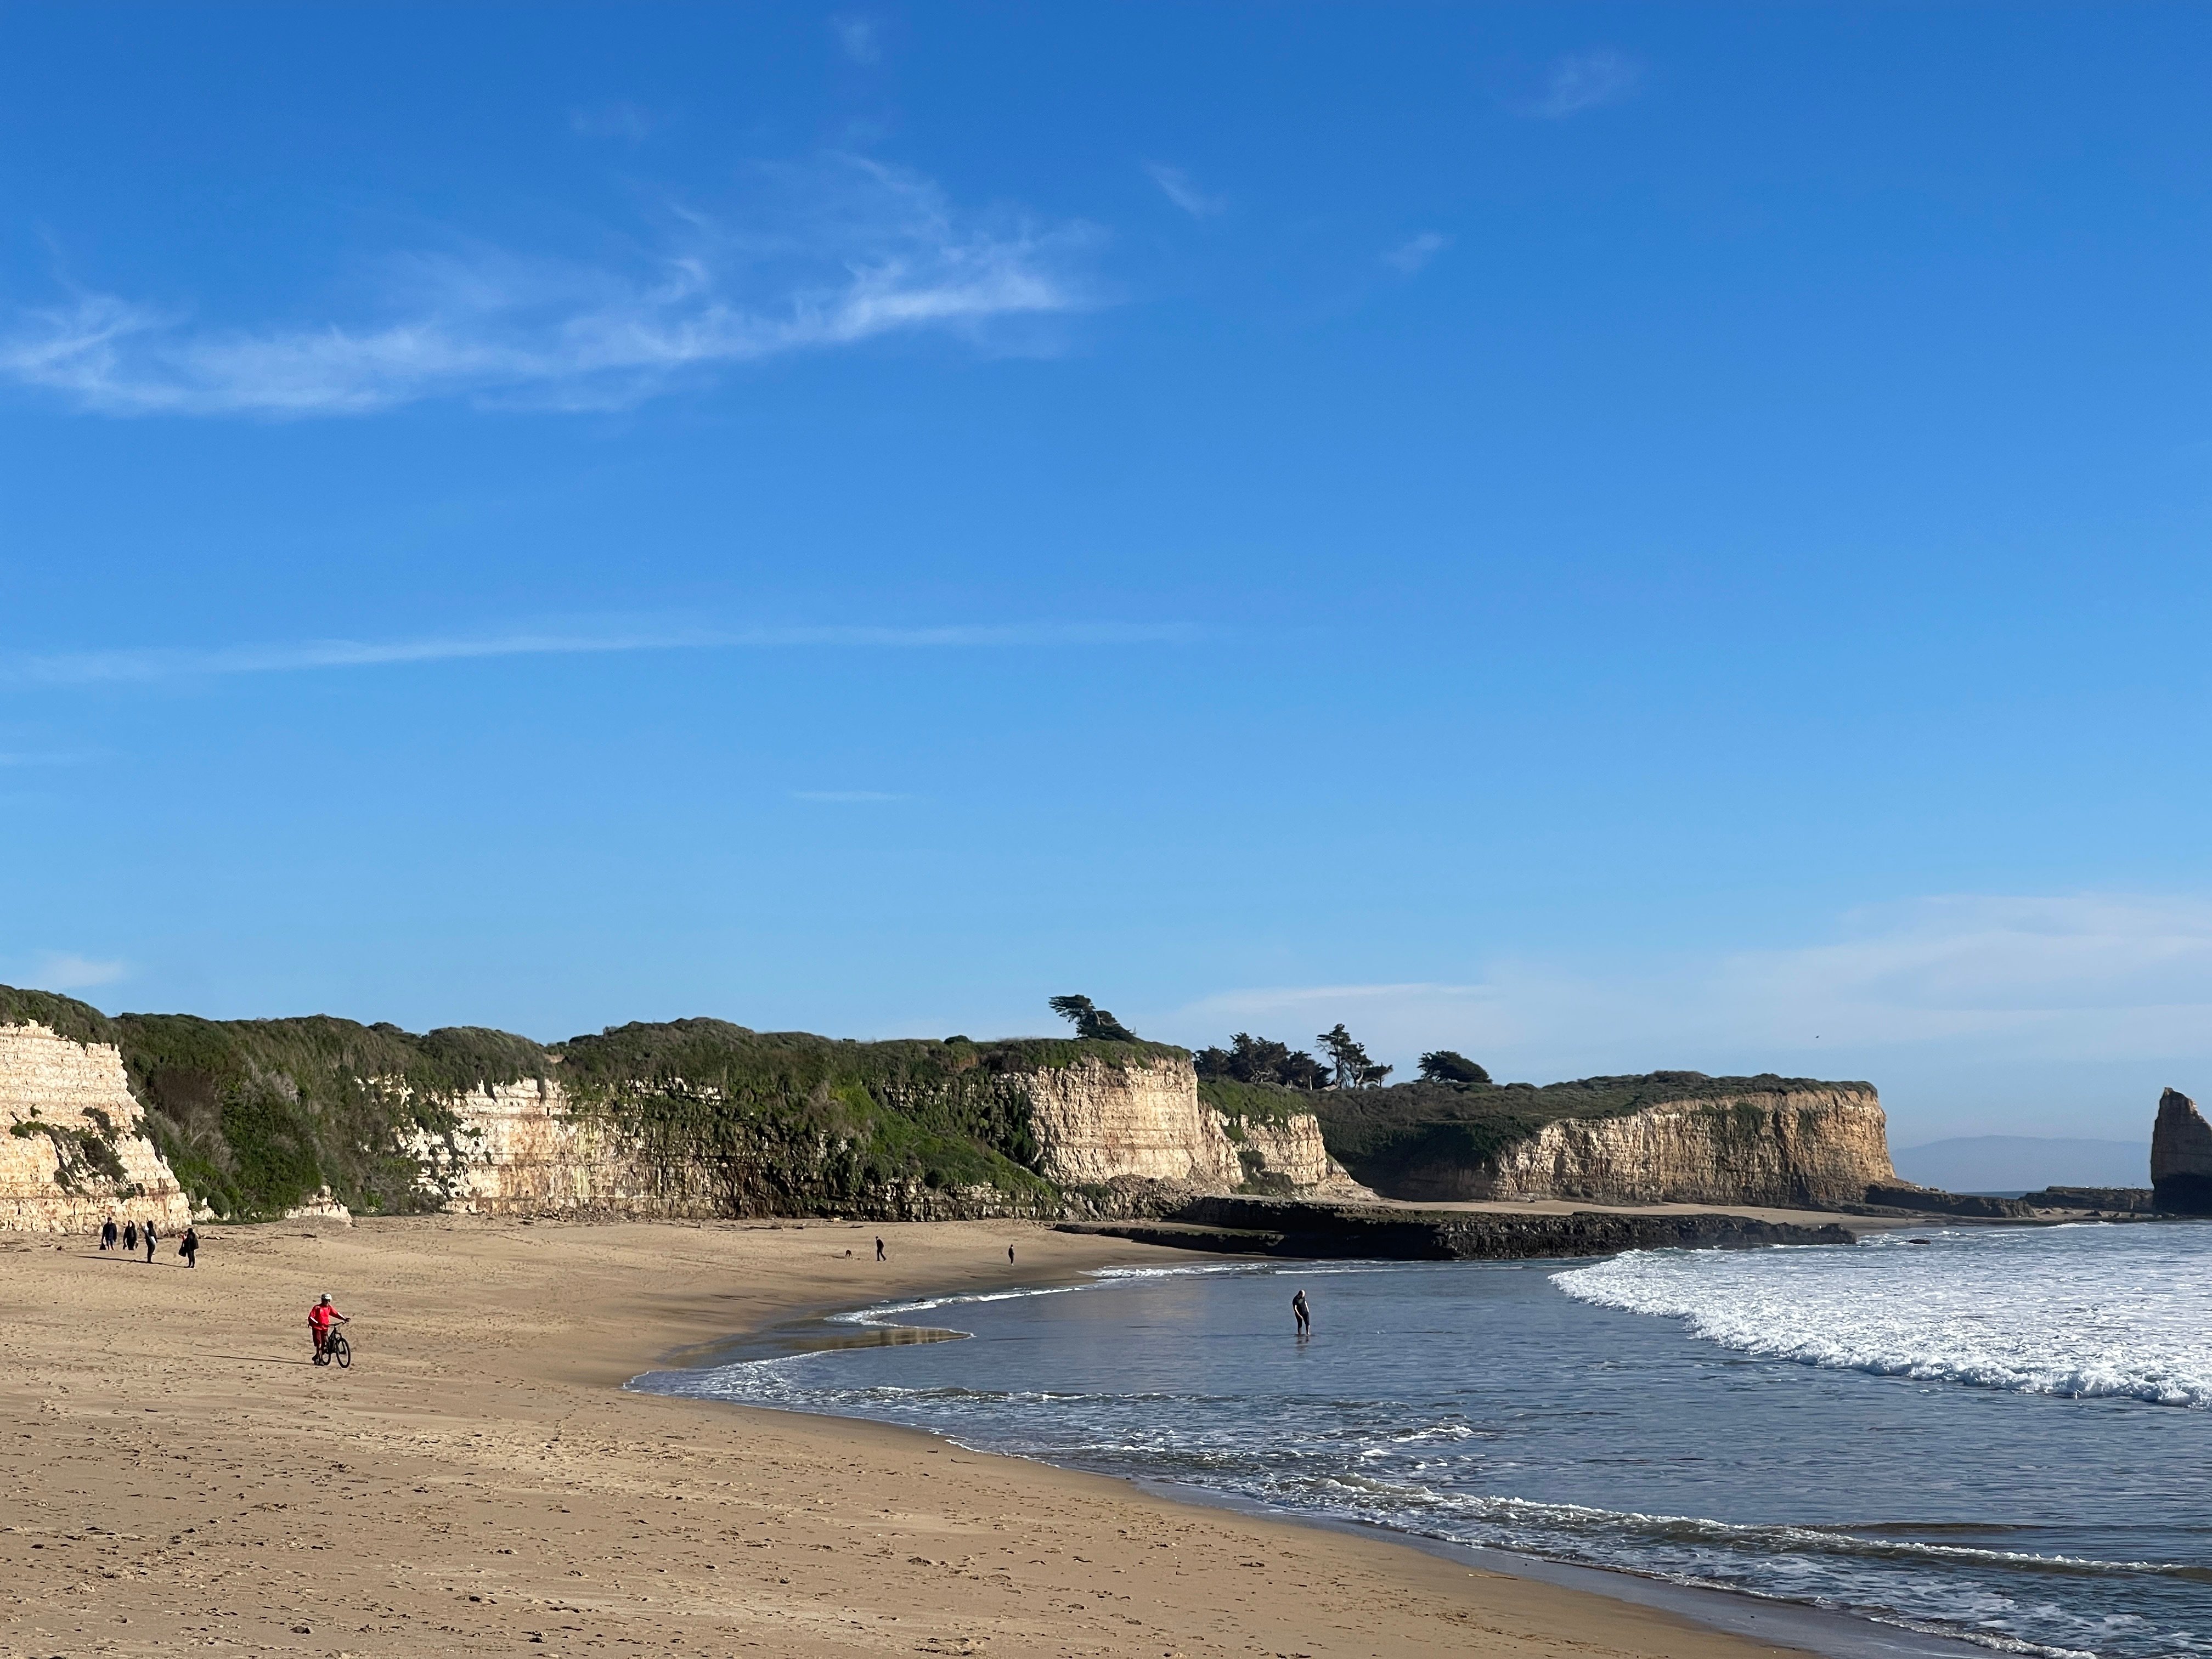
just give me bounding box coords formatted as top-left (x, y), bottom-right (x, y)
top-left (308, 1294), bottom-right (349, 1358)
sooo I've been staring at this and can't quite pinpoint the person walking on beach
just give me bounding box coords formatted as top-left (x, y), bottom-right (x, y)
top-left (1291, 1288), bottom-right (1311, 1336)
top-left (100, 1217), bottom-right (117, 1252)
top-left (179, 1226), bottom-right (200, 1269)
top-left (875, 1237), bottom-right (885, 1262)
top-left (1007, 1245), bottom-right (1015, 1266)
top-left (143, 1221), bottom-right (159, 1263)
top-left (123, 1220), bottom-right (138, 1255)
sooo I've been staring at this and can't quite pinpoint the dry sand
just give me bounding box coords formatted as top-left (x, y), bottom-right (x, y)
top-left (1, 1215), bottom-right (1808, 1658)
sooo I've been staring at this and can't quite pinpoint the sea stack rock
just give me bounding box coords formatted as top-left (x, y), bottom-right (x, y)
top-left (2150, 1087), bottom-right (2212, 1215)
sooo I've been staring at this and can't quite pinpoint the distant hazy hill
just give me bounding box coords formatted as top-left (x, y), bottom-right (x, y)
top-left (1892, 1136), bottom-right (2149, 1193)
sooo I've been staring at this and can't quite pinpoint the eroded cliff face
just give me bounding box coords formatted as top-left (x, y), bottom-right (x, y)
top-left (2152, 1087), bottom-right (2212, 1215)
top-left (0, 1022), bottom-right (192, 1233)
top-left (1023, 1056), bottom-right (1244, 1189)
top-left (1230, 1115), bottom-right (1372, 1199)
top-left (421, 1056), bottom-right (1358, 1217)
top-left (1419, 1088), bottom-right (1895, 1207)
top-left (408, 1077), bottom-right (1062, 1221)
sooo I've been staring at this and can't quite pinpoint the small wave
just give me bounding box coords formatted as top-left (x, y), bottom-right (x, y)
top-left (1854, 1617), bottom-right (2101, 1659)
top-left (831, 1282), bottom-right (1093, 1324)
top-left (1355, 1491), bottom-right (2205, 1582)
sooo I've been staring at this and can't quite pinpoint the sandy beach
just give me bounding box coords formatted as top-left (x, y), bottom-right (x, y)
top-left (0, 1216), bottom-right (1809, 1658)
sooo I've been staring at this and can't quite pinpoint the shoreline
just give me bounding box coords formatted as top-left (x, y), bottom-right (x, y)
top-left (4, 1214), bottom-right (1837, 1657)
top-left (634, 1256), bottom-right (1995, 1659)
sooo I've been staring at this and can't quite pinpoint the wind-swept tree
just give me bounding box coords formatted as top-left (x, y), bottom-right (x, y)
top-left (1194, 1032), bottom-right (1329, 1090)
top-left (1418, 1050), bottom-right (1491, 1086)
top-left (1048, 995), bottom-right (1139, 1043)
top-left (1316, 1023), bottom-right (1392, 1089)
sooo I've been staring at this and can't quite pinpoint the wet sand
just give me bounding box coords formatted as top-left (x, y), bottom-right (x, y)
top-left (0, 1215), bottom-right (1810, 1657)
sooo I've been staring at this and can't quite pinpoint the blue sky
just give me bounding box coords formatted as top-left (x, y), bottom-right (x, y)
top-left (4, 3), bottom-right (2211, 1143)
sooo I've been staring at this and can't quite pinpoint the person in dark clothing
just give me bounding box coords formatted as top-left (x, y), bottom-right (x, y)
top-left (123, 1220), bottom-right (138, 1254)
top-left (179, 1226), bottom-right (200, 1269)
top-left (1291, 1288), bottom-right (1311, 1335)
top-left (100, 1218), bottom-right (118, 1251)
top-left (1007, 1245), bottom-right (1015, 1266)
top-left (143, 1222), bottom-right (158, 1262)
top-left (875, 1237), bottom-right (885, 1262)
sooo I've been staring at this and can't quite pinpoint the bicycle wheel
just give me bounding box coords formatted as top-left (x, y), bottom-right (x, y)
top-left (313, 1342), bottom-right (329, 1367)
top-left (332, 1334), bottom-right (351, 1369)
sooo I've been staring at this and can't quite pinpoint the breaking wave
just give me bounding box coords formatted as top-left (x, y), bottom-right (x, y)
top-left (1554, 1226), bottom-right (2212, 1408)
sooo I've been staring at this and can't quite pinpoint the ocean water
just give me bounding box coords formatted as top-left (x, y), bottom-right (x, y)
top-left (636, 1224), bottom-right (2212, 1658)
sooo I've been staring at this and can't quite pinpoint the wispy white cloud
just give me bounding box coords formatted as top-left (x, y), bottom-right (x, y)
top-left (1144, 163), bottom-right (1224, 219)
top-left (793, 789), bottom-right (909, 803)
top-left (1, 620), bottom-right (1198, 687)
top-left (832, 14), bottom-right (882, 64)
top-left (0, 157), bottom-right (1100, 417)
top-left (29, 952), bottom-right (127, 991)
top-left (1520, 49), bottom-right (1641, 119)
top-left (1382, 232), bottom-right (1449, 275)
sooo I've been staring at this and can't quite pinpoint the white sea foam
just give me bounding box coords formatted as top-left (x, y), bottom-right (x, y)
top-left (1554, 1225), bottom-right (2212, 1408)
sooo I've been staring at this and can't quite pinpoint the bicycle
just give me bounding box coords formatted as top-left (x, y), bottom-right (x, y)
top-left (313, 1329), bottom-right (352, 1369)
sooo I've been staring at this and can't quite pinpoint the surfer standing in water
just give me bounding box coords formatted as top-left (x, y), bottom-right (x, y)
top-left (1291, 1288), bottom-right (1311, 1336)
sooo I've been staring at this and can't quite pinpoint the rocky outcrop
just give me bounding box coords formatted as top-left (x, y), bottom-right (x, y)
top-left (2022, 1185), bottom-right (2157, 1214)
top-left (1417, 1087), bottom-right (1894, 1208)
top-left (2152, 1087), bottom-right (2212, 1215)
top-left (0, 1022), bottom-right (191, 1234)
top-left (1862, 1181), bottom-right (2030, 1218)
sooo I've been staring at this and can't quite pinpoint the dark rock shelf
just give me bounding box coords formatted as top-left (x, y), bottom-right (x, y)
top-left (1060, 1195), bottom-right (1858, 1261)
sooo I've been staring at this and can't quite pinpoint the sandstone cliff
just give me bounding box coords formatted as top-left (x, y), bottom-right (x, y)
top-left (1316, 1073), bottom-right (1895, 1208)
top-left (1023, 1057), bottom-right (1244, 1189)
top-left (428, 1051), bottom-right (1363, 1218)
top-left (410, 1070), bottom-right (1066, 1222)
top-left (1474, 1088), bottom-right (1894, 1207)
top-left (2151, 1087), bottom-right (2212, 1215)
top-left (0, 1022), bottom-right (192, 1233)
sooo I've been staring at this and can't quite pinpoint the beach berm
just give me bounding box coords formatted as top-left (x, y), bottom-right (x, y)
top-left (1, 1215), bottom-right (1804, 1657)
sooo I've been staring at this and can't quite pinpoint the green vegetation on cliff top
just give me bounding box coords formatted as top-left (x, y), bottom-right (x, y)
top-left (111, 1014), bottom-right (554, 1221)
top-left (0, 985), bottom-right (1186, 1221)
top-left (550, 1019), bottom-right (1177, 1215)
top-left (0, 985), bottom-right (118, 1048)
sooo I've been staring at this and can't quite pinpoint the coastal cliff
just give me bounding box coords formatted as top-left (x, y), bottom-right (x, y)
top-left (1475, 1088), bottom-right (1894, 1206)
top-left (1313, 1073), bottom-right (1896, 1207)
top-left (429, 1043), bottom-right (1360, 1217)
top-left (0, 989), bottom-right (1361, 1227)
top-left (2152, 1087), bottom-right (2212, 1215)
top-left (0, 1015), bottom-right (192, 1233)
